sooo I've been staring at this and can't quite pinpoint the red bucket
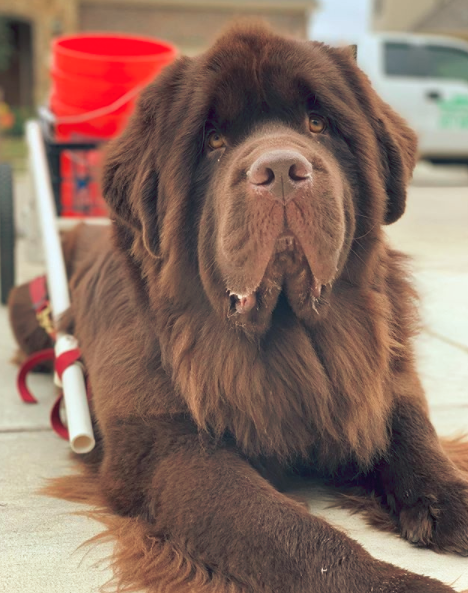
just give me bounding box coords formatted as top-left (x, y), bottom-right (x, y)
top-left (50, 33), bottom-right (177, 139)
top-left (50, 93), bottom-right (133, 138)
top-left (50, 67), bottom-right (140, 110)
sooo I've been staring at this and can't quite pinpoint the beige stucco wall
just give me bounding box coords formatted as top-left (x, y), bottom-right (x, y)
top-left (414, 0), bottom-right (468, 42)
top-left (0, 0), bottom-right (314, 106)
top-left (80, 3), bottom-right (310, 55)
top-left (373, 0), bottom-right (441, 31)
top-left (0, 0), bottom-right (79, 104)
top-left (373, 0), bottom-right (468, 43)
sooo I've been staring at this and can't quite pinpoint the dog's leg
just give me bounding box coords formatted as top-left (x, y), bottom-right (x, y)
top-left (379, 392), bottom-right (468, 555)
top-left (99, 415), bottom-right (455, 593)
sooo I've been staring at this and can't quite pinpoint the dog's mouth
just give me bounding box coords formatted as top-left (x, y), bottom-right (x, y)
top-left (226, 233), bottom-right (328, 324)
top-left (228, 291), bottom-right (258, 315)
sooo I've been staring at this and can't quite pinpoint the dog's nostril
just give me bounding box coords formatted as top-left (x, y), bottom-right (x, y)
top-left (248, 150), bottom-right (312, 203)
top-left (289, 162), bottom-right (311, 182)
top-left (248, 165), bottom-right (275, 186)
top-left (263, 167), bottom-right (275, 185)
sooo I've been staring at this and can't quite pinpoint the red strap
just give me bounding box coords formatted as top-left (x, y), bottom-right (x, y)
top-left (55, 348), bottom-right (82, 380)
top-left (28, 275), bottom-right (56, 339)
top-left (29, 275), bottom-right (48, 312)
top-left (17, 347), bottom-right (86, 441)
top-left (50, 394), bottom-right (69, 440)
top-left (18, 280), bottom-right (89, 441)
top-left (17, 349), bottom-right (55, 403)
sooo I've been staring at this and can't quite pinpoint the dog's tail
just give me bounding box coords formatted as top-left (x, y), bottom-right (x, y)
top-left (441, 436), bottom-right (468, 475)
top-left (43, 464), bottom-right (245, 593)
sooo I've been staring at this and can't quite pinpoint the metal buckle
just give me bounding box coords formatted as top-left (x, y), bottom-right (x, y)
top-left (36, 304), bottom-right (55, 337)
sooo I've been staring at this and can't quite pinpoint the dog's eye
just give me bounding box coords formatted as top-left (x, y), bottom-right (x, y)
top-left (207, 132), bottom-right (226, 150)
top-left (309, 115), bottom-right (326, 134)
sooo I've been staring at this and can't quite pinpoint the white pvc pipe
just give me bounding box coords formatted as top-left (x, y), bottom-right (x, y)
top-left (26, 120), bottom-right (95, 454)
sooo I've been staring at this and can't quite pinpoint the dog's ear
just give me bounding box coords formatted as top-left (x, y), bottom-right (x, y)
top-left (102, 126), bottom-right (160, 256)
top-left (102, 58), bottom-right (187, 257)
top-left (334, 46), bottom-right (418, 225)
top-left (374, 99), bottom-right (418, 224)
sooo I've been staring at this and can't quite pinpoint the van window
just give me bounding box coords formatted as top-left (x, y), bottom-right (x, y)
top-left (425, 46), bottom-right (468, 82)
top-left (385, 42), bottom-right (468, 82)
top-left (384, 43), bottom-right (426, 77)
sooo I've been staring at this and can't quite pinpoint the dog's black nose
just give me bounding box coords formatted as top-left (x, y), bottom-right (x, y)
top-left (247, 150), bottom-right (312, 203)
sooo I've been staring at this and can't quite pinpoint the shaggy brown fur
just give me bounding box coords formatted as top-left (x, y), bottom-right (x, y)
top-left (12, 23), bottom-right (468, 592)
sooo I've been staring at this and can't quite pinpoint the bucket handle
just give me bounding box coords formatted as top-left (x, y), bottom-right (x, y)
top-left (40, 77), bottom-right (153, 125)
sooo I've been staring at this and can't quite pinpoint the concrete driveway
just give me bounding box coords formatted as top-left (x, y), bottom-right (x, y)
top-left (1, 164), bottom-right (468, 592)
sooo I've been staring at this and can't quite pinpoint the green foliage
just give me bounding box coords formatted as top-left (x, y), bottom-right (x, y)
top-left (6, 106), bottom-right (35, 136)
top-left (0, 17), bottom-right (14, 72)
top-left (1, 136), bottom-right (27, 171)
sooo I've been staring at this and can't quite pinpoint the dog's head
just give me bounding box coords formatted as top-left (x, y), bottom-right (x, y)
top-left (103, 24), bottom-right (417, 335)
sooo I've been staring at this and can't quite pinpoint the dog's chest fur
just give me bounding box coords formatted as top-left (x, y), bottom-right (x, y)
top-left (157, 282), bottom-right (394, 469)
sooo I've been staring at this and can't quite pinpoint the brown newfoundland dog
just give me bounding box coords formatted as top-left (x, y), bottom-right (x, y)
top-left (30, 23), bottom-right (468, 592)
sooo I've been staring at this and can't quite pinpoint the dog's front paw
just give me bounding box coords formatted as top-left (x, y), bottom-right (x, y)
top-left (397, 478), bottom-right (468, 555)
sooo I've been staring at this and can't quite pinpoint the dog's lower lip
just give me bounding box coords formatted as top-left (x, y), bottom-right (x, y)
top-left (312, 278), bottom-right (322, 299)
top-left (229, 292), bottom-right (257, 314)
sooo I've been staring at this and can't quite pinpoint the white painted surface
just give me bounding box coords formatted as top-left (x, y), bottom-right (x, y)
top-left (26, 122), bottom-right (95, 454)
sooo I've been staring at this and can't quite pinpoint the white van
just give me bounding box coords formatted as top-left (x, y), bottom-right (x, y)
top-left (357, 33), bottom-right (468, 163)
